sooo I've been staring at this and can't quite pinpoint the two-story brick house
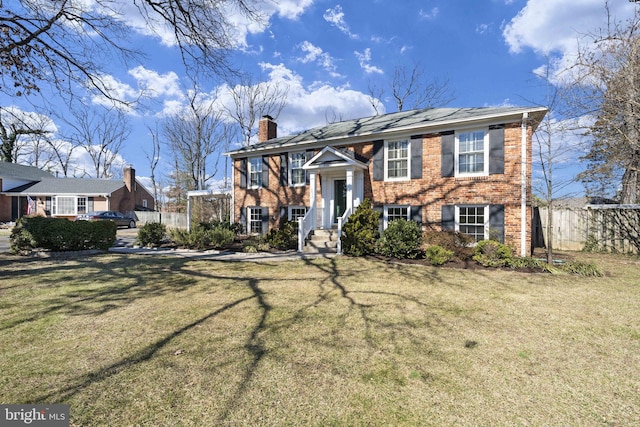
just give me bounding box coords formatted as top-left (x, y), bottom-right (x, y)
top-left (227, 106), bottom-right (547, 256)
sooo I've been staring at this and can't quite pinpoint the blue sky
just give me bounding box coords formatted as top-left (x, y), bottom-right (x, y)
top-left (2, 0), bottom-right (638, 198)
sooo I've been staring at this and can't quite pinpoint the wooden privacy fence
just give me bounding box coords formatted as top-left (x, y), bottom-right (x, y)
top-left (534, 206), bottom-right (640, 253)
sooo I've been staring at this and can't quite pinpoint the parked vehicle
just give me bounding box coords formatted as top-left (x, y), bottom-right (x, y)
top-left (75, 211), bottom-right (136, 228)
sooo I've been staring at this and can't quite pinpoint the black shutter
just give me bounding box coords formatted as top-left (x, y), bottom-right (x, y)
top-left (441, 205), bottom-right (455, 231)
top-left (441, 131), bottom-right (454, 177)
top-left (262, 156), bottom-right (269, 188)
top-left (489, 204), bottom-right (505, 243)
top-left (239, 207), bottom-right (246, 234)
top-left (280, 206), bottom-right (287, 224)
top-left (280, 153), bottom-right (288, 186)
top-left (261, 207), bottom-right (270, 234)
top-left (489, 125), bottom-right (505, 175)
top-left (373, 140), bottom-right (384, 181)
top-left (410, 137), bottom-right (423, 179)
top-left (410, 206), bottom-right (422, 224)
top-left (306, 149), bottom-right (314, 184)
top-left (240, 158), bottom-right (247, 189)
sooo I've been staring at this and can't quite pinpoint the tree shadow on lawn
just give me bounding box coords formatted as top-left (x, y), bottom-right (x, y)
top-left (18, 254), bottom-right (485, 423)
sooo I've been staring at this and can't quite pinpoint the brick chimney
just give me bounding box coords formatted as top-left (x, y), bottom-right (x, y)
top-left (258, 115), bottom-right (277, 142)
top-left (123, 165), bottom-right (135, 193)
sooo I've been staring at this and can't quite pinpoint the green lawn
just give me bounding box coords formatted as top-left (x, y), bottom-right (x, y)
top-left (0, 252), bottom-right (639, 426)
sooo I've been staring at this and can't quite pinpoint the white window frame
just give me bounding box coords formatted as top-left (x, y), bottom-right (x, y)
top-left (455, 129), bottom-right (489, 177)
top-left (288, 206), bottom-right (307, 222)
top-left (142, 199), bottom-right (148, 209)
top-left (77, 196), bottom-right (88, 214)
top-left (383, 205), bottom-right (410, 229)
top-left (248, 157), bottom-right (263, 189)
top-left (384, 139), bottom-right (410, 181)
top-left (455, 205), bottom-right (489, 242)
top-left (289, 152), bottom-right (307, 186)
top-left (52, 196), bottom-right (86, 216)
top-left (248, 207), bottom-right (263, 234)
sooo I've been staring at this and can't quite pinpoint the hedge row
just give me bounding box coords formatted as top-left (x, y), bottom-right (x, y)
top-left (10, 216), bottom-right (117, 254)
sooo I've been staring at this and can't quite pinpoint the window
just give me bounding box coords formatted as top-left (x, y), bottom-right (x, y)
top-left (457, 205), bottom-right (488, 242)
top-left (456, 130), bottom-right (488, 175)
top-left (249, 207), bottom-right (263, 234)
top-left (54, 196), bottom-right (75, 215)
top-left (383, 205), bottom-right (409, 228)
top-left (289, 152), bottom-right (307, 186)
top-left (249, 157), bottom-right (263, 188)
top-left (288, 206), bottom-right (307, 221)
top-left (77, 197), bottom-right (87, 214)
top-left (51, 196), bottom-right (91, 216)
top-left (142, 199), bottom-right (148, 209)
top-left (385, 140), bottom-right (409, 180)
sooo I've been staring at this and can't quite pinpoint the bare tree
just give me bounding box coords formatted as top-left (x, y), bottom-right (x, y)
top-left (224, 76), bottom-right (289, 146)
top-left (145, 123), bottom-right (163, 210)
top-left (0, 107), bottom-right (48, 162)
top-left (163, 87), bottom-right (231, 190)
top-left (567, 5), bottom-right (640, 203)
top-left (528, 60), bottom-right (583, 263)
top-left (367, 63), bottom-right (455, 113)
top-left (64, 106), bottom-right (130, 178)
top-left (0, 0), bottom-right (260, 101)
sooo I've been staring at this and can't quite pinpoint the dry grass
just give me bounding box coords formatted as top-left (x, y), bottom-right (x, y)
top-left (0, 251), bottom-right (639, 426)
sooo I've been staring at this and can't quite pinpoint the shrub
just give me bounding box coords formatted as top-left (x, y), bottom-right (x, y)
top-left (9, 216), bottom-right (116, 254)
top-left (137, 222), bottom-right (166, 247)
top-left (208, 226), bottom-right (235, 249)
top-left (558, 261), bottom-right (604, 277)
top-left (168, 224), bottom-right (235, 250)
top-left (377, 219), bottom-right (423, 259)
top-left (473, 240), bottom-right (513, 267)
top-left (422, 230), bottom-right (474, 261)
top-left (266, 220), bottom-right (298, 250)
top-left (425, 245), bottom-right (454, 266)
top-left (341, 199), bottom-right (379, 256)
top-left (199, 221), bottom-right (243, 235)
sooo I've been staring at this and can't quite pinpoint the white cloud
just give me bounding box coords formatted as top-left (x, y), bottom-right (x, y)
top-left (476, 23), bottom-right (490, 35)
top-left (354, 48), bottom-right (383, 75)
top-left (128, 66), bottom-right (183, 99)
top-left (503, 0), bottom-right (637, 83)
top-left (297, 41), bottom-right (341, 76)
top-left (419, 7), bottom-right (439, 20)
top-left (323, 5), bottom-right (359, 39)
top-left (90, 67), bottom-right (185, 114)
top-left (503, 0), bottom-right (636, 56)
top-left (104, 0), bottom-right (314, 49)
top-left (220, 63), bottom-right (379, 144)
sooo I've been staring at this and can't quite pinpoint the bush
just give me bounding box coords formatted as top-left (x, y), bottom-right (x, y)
top-left (199, 221), bottom-right (243, 235)
top-left (422, 230), bottom-right (474, 261)
top-left (425, 245), bottom-right (454, 266)
top-left (266, 220), bottom-right (298, 250)
top-left (377, 219), bottom-right (423, 259)
top-left (472, 240), bottom-right (513, 267)
top-left (558, 261), bottom-right (604, 277)
top-left (340, 199), bottom-right (379, 256)
top-left (10, 216), bottom-right (116, 254)
top-left (169, 224), bottom-right (235, 250)
top-left (137, 222), bottom-right (166, 247)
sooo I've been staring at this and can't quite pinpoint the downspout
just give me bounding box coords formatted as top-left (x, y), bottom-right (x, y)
top-left (521, 112), bottom-right (529, 257)
top-left (230, 155), bottom-right (235, 224)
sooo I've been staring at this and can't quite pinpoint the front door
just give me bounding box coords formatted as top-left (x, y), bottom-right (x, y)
top-left (334, 179), bottom-right (346, 223)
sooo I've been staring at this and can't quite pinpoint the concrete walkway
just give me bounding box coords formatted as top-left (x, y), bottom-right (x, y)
top-left (108, 246), bottom-right (337, 262)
